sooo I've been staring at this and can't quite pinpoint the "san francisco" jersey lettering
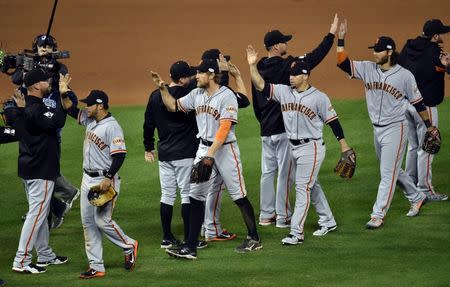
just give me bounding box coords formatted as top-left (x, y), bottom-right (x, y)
top-left (86, 131), bottom-right (108, 150)
top-left (281, 103), bottom-right (317, 120)
top-left (195, 105), bottom-right (220, 120)
top-left (365, 82), bottom-right (403, 100)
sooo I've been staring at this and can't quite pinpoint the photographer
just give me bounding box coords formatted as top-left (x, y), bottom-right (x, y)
top-left (11, 34), bottom-right (79, 229)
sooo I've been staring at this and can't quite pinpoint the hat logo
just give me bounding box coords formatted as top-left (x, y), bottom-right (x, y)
top-left (302, 69), bottom-right (308, 74)
top-left (208, 68), bottom-right (215, 73)
top-left (95, 99), bottom-right (103, 103)
top-left (386, 45), bottom-right (392, 49)
top-left (40, 35), bottom-right (47, 40)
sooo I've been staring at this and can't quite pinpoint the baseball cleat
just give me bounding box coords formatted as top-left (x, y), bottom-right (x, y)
top-left (259, 216), bottom-right (276, 226)
top-left (206, 229), bottom-right (237, 242)
top-left (281, 234), bottom-right (304, 245)
top-left (160, 238), bottom-right (181, 249)
top-left (166, 246), bottom-right (197, 260)
top-left (12, 263), bottom-right (46, 274)
top-left (425, 192), bottom-right (448, 202)
top-left (124, 240), bottom-right (138, 271)
top-left (366, 217), bottom-right (384, 229)
top-left (406, 197), bottom-right (427, 217)
top-left (197, 240), bottom-right (208, 249)
top-left (36, 255), bottom-right (69, 267)
top-left (79, 268), bottom-right (106, 279)
top-left (313, 225), bottom-right (337, 236)
top-left (235, 238), bottom-right (263, 253)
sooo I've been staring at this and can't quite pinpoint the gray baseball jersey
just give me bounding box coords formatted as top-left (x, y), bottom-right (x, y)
top-left (78, 111), bottom-right (127, 171)
top-left (178, 86), bottom-right (238, 143)
top-left (268, 84), bottom-right (338, 139)
top-left (349, 62), bottom-right (423, 126)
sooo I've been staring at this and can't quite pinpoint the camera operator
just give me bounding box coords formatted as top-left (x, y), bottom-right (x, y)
top-left (11, 34), bottom-right (79, 229)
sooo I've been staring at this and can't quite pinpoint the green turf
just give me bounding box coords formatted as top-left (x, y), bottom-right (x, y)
top-left (1, 99), bottom-right (449, 287)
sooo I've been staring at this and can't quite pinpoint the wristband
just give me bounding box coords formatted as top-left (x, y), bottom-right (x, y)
top-left (338, 39), bottom-right (345, 46)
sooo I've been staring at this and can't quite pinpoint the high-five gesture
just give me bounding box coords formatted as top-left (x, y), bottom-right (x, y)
top-left (329, 13), bottom-right (339, 35)
top-left (338, 19), bottom-right (347, 40)
top-left (59, 73), bottom-right (72, 95)
top-left (246, 45), bottom-right (258, 66)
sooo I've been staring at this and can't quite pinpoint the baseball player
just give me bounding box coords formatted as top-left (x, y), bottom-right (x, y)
top-left (144, 60), bottom-right (198, 249)
top-left (253, 14), bottom-right (339, 228)
top-left (150, 59), bottom-right (261, 260)
top-left (248, 48), bottom-right (345, 243)
top-left (11, 68), bottom-right (68, 274)
top-left (336, 20), bottom-right (433, 229)
top-left (60, 79), bottom-right (138, 278)
top-left (13, 34), bottom-right (79, 229)
top-left (200, 49), bottom-right (249, 242)
top-left (399, 19), bottom-right (450, 201)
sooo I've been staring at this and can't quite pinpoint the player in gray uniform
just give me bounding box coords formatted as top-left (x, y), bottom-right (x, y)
top-left (248, 47), bottom-right (350, 244)
top-left (336, 21), bottom-right (434, 229)
top-left (60, 80), bottom-right (138, 278)
top-left (150, 59), bottom-right (261, 259)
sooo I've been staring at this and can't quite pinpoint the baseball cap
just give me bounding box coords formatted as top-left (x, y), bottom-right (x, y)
top-left (35, 34), bottom-right (57, 47)
top-left (170, 61), bottom-right (195, 81)
top-left (368, 36), bottom-right (396, 52)
top-left (423, 19), bottom-right (450, 37)
top-left (264, 30), bottom-right (292, 48)
top-left (23, 68), bottom-right (51, 87)
top-left (201, 49), bottom-right (231, 61)
top-left (193, 59), bottom-right (219, 74)
top-left (80, 90), bottom-right (109, 106)
top-left (289, 60), bottom-right (310, 76)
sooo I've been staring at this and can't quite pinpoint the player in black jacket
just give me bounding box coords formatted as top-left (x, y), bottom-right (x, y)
top-left (399, 19), bottom-right (450, 201)
top-left (253, 14), bottom-right (339, 228)
top-left (11, 68), bottom-right (68, 274)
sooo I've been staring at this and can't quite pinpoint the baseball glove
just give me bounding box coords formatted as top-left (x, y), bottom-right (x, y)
top-left (87, 185), bottom-right (117, 207)
top-left (190, 156), bottom-right (215, 184)
top-left (334, 148), bottom-right (356, 179)
top-left (422, 127), bottom-right (441, 154)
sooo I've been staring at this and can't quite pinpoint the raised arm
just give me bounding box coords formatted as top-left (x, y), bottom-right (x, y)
top-left (246, 45), bottom-right (265, 91)
top-left (336, 19), bottom-right (352, 75)
top-left (150, 71), bottom-right (177, 112)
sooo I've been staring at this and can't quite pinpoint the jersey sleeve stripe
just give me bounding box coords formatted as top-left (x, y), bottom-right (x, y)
top-left (269, 84), bottom-right (274, 100)
top-left (350, 60), bottom-right (356, 78)
top-left (77, 110), bottom-right (82, 125)
top-left (410, 97), bottom-right (423, 105)
top-left (110, 149), bottom-right (127, 155)
top-left (177, 99), bottom-right (187, 113)
top-left (325, 115), bottom-right (338, 124)
top-left (220, 118), bottom-right (238, 124)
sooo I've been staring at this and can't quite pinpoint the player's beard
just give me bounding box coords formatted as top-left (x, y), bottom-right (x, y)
top-left (376, 54), bottom-right (389, 65)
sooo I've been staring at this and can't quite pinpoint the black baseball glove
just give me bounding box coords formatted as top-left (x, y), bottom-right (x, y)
top-left (422, 127), bottom-right (441, 154)
top-left (190, 156), bottom-right (215, 184)
top-left (334, 148), bottom-right (356, 179)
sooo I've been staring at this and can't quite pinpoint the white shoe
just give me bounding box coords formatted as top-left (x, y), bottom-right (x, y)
top-left (366, 217), bottom-right (383, 229)
top-left (12, 263), bottom-right (46, 274)
top-left (281, 234), bottom-right (304, 245)
top-left (313, 225), bottom-right (337, 236)
top-left (406, 197), bottom-right (427, 217)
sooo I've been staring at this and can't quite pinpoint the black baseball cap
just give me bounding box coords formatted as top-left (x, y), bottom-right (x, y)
top-left (80, 90), bottom-right (109, 106)
top-left (368, 36), bottom-right (396, 52)
top-left (423, 19), bottom-right (450, 37)
top-left (193, 59), bottom-right (219, 74)
top-left (170, 61), bottom-right (195, 81)
top-left (201, 49), bottom-right (231, 61)
top-left (289, 60), bottom-right (310, 76)
top-left (23, 68), bottom-right (51, 87)
top-left (264, 30), bottom-right (292, 48)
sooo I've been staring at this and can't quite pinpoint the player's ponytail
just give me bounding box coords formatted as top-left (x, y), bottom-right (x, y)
top-left (390, 51), bottom-right (400, 65)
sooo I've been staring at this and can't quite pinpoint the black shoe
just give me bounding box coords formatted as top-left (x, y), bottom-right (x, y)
top-left (197, 240), bottom-right (207, 249)
top-left (79, 268), bottom-right (106, 279)
top-left (160, 238), bottom-right (181, 249)
top-left (166, 246), bottom-right (197, 260)
top-left (36, 255), bottom-right (69, 267)
top-left (124, 241), bottom-right (138, 271)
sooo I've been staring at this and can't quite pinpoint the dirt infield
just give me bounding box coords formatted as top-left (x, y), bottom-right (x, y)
top-left (1, 0), bottom-right (449, 105)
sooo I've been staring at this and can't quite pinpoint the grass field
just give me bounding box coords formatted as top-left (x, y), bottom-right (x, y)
top-left (0, 99), bottom-right (449, 287)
